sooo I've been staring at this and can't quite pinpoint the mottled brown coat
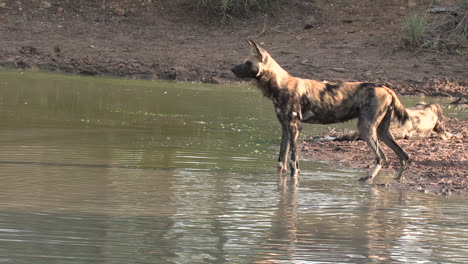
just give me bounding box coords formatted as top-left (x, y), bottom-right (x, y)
top-left (231, 40), bottom-right (410, 181)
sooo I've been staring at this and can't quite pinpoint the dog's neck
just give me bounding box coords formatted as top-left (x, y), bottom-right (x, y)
top-left (255, 58), bottom-right (291, 99)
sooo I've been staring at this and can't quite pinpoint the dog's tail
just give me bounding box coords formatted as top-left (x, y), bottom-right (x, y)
top-left (387, 88), bottom-right (410, 126)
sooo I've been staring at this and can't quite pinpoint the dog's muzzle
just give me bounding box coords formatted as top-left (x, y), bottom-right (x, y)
top-left (230, 65), bottom-right (243, 76)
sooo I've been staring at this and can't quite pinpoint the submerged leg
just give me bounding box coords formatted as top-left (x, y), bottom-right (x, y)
top-left (277, 124), bottom-right (290, 174)
top-left (378, 129), bottom-right (409, 181)
top-left (288, 119), bottom-right (301, 178)
top-left (377, 109), bottom-right (410, 181)
top-left (276, 113), bottom-right (290, 174)
top-left (359, 123), bottom-right (385, 182)
top-left (357, 91), bottom-right (395, 182)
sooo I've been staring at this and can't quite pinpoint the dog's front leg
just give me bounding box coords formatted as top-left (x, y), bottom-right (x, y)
top-left (288, 114), bottom-right (301, 178)
top-left (276, 112), bottom-right (290, 174)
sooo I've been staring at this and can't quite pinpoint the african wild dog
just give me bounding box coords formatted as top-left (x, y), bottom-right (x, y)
top-left (231, 40), bottom-right (410, 182)
top-left (335, 102), bottom-right (452, 141)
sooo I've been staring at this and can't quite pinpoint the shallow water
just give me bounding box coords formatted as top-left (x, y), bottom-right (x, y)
top-left (0, 70), bottom-right (466, 264)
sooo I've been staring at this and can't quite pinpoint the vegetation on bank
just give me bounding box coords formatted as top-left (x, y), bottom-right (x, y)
top-left (197, 0), bottom-right (467, 54)
top-left (196, 0), bottom-right (467, 54)
top-left (197, 0), bottom-right (278, 21)
top-left (402, 0), bottom-right (468, 54)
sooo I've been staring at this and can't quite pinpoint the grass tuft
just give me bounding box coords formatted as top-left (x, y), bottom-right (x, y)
top-left (401, 1), bottom-right (467, 54)
top-left (197, 0), bottom-right (276, 21)
top-left (402, 12), bottom-right (428, 48)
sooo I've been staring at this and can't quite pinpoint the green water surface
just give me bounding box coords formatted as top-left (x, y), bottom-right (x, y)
top-left (0, 70), bottom-right (466, 264)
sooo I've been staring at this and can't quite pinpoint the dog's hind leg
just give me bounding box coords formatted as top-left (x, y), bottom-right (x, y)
top-left (358, 120), bottom-right (385, 182)
top-left (359, 133), bottom-right (383, 182)
top-left (379, 132), bottom-right (409, 180)
top-left (377, 110), bottom-right (410, 181)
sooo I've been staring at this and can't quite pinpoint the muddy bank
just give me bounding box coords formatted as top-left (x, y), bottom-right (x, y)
top-left (0, 0), bottom-right (467, 97)
top-left (302, 118), bottom-right (467, 195)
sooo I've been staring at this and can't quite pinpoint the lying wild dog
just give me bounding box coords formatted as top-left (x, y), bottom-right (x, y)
top-left (335, 102), bottom-right (452, 141)
top-left (231, 40), bottom-right (410, 182)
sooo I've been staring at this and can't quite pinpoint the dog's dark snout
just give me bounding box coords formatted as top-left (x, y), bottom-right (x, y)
top-left (231, 63), bottom-right (257, 79)
top-left (231, 65), bottom-right (240, 74)
top-left (231, 65), bottom-right (244, 77)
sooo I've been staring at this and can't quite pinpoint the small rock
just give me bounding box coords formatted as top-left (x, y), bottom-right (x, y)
top-left (209, 76), bottom-right (223, 84)
top-left (40, 1), bottom-right (51, 9)
top-left (408, 0), bottom-right (417, 8)
top-left (0, 3), bottom-right (6, 8)
top-left (301, 59), bottom-right (314, 66)
top-left (330, 67), bottom-right (347, 73)
top-left (114, 7), bottom-right (126, 16)
top-left (428, 6), bottom-right (457, 15)
top-left (56, 7), bottom-right (64, 14)
top-left (127, 7), bottom-right (137, 15)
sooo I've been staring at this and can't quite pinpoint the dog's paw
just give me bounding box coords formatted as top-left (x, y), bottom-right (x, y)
top-left (359, 176), bottom-right (372, 182)
top-left (277, 166), bottom-right (287, 174)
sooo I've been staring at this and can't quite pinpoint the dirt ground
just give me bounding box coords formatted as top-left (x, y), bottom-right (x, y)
top-left (0, 0), bottom-right (466, 194)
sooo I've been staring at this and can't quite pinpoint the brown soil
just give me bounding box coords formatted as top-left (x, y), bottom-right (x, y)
top-left (1, 0), bottom-right (467, 194)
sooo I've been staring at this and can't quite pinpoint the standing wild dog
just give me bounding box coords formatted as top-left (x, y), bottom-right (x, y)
top-left (231, 40), bottom-right (411, 182)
